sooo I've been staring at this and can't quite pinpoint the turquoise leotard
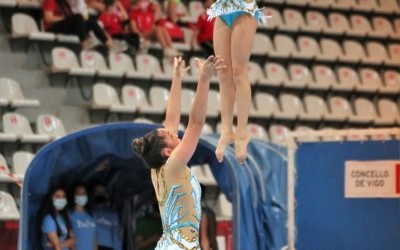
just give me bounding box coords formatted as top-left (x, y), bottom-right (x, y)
top-left (207, 0), bottom-right (269, 27)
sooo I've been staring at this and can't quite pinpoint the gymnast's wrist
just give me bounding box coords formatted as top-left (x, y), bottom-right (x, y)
top-left (173, 71), bottom-right (182, 79)
top-left (199, 73), bottom-right (211, 83)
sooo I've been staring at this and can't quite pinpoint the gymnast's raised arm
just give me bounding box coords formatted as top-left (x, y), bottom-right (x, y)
top-left (164, 57), bottom-right (189, 136)
top-left (169, 55), bottom-right (226, 168)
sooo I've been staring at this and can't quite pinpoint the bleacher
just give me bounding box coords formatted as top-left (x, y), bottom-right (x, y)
top-left (0, 0), bottom-right (400, 248)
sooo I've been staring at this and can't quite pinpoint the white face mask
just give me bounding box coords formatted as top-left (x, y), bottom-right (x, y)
top-left (53, 198), bottom-right (67, 211)
top-left (75, 195), bottom-right (88, 206)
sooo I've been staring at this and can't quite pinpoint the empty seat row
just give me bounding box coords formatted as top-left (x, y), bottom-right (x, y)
top-left (281, 0), bottom-right (400, 13)
top-left (0, 78), bottom-right (40, 108)
top-left (0, 113), bottom-right (66, 143)
top-left (132, 114), bottom-right (397, 145)
top-left (52, 47), bottom-right (218, 82)
top-left (263, 6), bottom-right (400, 35)
top-left (0, 152), bottom-right (34, 182)
top-left (268, 124), bottom-right (400, 146)
top-left (0, 0), bottom-right (41, 8)
top-left (254, 34), bottom-right (400, 65)
top-left (96, 81), bottom-right (400, 125)
top-left (54, 46), bottom-right (400, 94)
top-left (133, 116), bottom-right (269, 141)
top-left (92, 83), bottom-right (221, 117)
top-left (249, 61), bottom-right (400, 93)
top-left (253, 93), bottom-right (400, 125)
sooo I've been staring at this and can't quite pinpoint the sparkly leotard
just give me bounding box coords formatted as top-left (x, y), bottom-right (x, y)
top-left (153, 157), bottom-right (202, 250)
top-left (207, 0), bottom-right (269, 26)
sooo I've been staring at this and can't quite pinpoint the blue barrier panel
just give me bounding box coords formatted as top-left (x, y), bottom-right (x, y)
top-left (296, 141), bottom-right (400, 250)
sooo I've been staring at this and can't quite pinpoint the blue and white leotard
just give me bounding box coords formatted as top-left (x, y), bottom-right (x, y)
top-left (153, 158), bottom-right (202, 250)
top-left (207, 0), bottom-right (269, 27)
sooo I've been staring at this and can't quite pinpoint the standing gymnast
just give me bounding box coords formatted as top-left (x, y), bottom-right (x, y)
top-left (207, 0), bottom-right (268, 165)
top-left (132, 56), bottom-right (225, 249)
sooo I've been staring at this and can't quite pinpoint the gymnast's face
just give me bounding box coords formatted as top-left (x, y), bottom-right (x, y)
top-left (157, 128), bottom-right (181, 153)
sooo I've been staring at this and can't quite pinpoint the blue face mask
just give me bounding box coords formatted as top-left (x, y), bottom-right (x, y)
top-left (53, 198), bottom-right (67, 211)
top-left (75, 195), bottom-right (88, 206)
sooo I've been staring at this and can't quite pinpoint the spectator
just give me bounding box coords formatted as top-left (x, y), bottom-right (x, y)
top-left (38, 187), bottom-right (75, 250)
top-left (134, 195), bottom-right (162, 250)
top-left (92, 184), bottom-right (122, 250)
top-left (68, 0), bottom-right (120, 49)
top-left (166, 0), bottom-right (180, 24)
top-left (200, 184), bottom-right (218, 250)
top-left (42, 0), bottom-right (112, 49)
top-left (190, 0), bottom-right (215, 56)
top-left (99, 0), bottom-right (140, 54)
top-left (68, 184), bottom-right (97, 250)
top-left (130, 0), bottom-right (182, 57)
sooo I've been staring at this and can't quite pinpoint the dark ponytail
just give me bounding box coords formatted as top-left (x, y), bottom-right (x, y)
top-left (132, 130), bottom-right (168, 169)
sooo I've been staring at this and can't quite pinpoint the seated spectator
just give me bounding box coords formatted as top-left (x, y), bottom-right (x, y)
top-left (200, 184), bottom-right (218, 250)
top-left (42, 0), bottom-right (113, 49)
top-left (99, 0), bottom-right (140, 54)
top-left (68, 184), bottom-right (97, 250)
top-left (92, 184), bottom-right (122, 250)
top-left (191, 0), bottom-right (215, 56)
top-left (166, 0), bottom-right (181, 24)
top-left (134, 195), bottom-right (162, 250)
top-left (38, 187), bottom-right (75, 250)
top-left (130, 0), bottom-right (182, 57)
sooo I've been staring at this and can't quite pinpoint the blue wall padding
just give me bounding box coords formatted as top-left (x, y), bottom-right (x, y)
top-left (296, 141), bottom-right (400, 250)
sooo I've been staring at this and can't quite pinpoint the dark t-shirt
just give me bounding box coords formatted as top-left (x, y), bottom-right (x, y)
top-left (135, 214), bottom-right (162, 250)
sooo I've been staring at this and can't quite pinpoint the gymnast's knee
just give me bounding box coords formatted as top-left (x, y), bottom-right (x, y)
top-left (232, 67), bottom-right (248, 86)
top-left (217, 70), bottom-right (233, 85)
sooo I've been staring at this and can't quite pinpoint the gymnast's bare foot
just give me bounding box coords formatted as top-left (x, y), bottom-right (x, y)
top-left (235, 133), bottom-right (249, 165)
top-left (215, 132), bottom-right (235, 163)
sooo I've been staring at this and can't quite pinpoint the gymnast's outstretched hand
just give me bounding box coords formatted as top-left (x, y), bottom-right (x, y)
top-left (173, 56), bottom-right (190, 79)
top-left (195, 55), bottom-right (226, 81)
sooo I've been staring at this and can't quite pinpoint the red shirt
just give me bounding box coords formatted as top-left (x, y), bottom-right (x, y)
top-left (119, 0), bottom-right (131, 12)
top-left (42, 0), bottom-right (64, 30)
top-left (99, 12), bottom-right (123, 35)
top-left (196, 13), bottom-right (214, 44)
top-left (130, 4), bottom-right (155, 33)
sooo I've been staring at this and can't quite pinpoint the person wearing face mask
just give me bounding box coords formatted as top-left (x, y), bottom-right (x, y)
top-left (68, 184), bottom-right (97, 250)
top-left (38, 187), bottom-right (75, 250)
top-left (92, 184), bottom-right (122, 250)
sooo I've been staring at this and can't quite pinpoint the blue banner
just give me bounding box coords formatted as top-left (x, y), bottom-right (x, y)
top-left (296, 141), bottom-right (400, 250)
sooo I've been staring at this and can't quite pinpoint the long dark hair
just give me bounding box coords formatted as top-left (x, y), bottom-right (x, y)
top-left (55, 0), bottom-right (72, 17)
top-left (132, 130), bottom-right (168, 169)
top-left (36, 187), bottom-right (73, 249)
